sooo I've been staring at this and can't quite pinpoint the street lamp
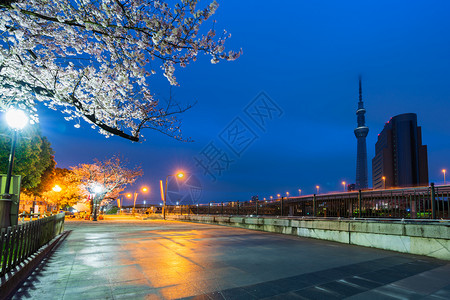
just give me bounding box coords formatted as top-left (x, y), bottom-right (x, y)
top-left (382, 176), bottom-right (386, 189)
top-left (52, 185), bottom-right (62, 192)
top-left (164, 171), bottom-right (185, 220)
top-left (92, 184), bottom-right (103, 221)
top-left (277, 194), bottom-right (281, 199)
top-left (316, 185), bottom-right (320, 195)
top-left (270, 196), bottom-right (273, 201)
top-left (1, 108), bottom-right (28, 228)
top-left (131, 187), bottom-right (149, 214)
top-left (52, 184), bottom-right (62, 212)
top-left (286, 192), bottom-right (289, 197)
top-left (442, 169), bottom-right (446, 185)
top-left (342, 181), bottom-right (346, 192)
top-left (298, 189), bottom-right (302, 196)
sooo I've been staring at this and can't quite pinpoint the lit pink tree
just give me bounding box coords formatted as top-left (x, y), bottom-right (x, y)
top-left (0, 0), bottom-right (241, 141)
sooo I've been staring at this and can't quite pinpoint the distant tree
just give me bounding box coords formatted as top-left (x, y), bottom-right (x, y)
top-left (71, 156), bottom-right (142, 209)
top-left (0, 0), bottom-right (241, 142)
top-left (0, 124), bottom-right (55, 190)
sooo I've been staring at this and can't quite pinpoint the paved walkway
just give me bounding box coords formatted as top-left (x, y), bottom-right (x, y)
top-left (11, 218), bottom-right (450, 299)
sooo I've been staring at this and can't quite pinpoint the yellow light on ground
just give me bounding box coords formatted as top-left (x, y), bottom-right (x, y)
top-left (52, 185), bottom-right (62, 192)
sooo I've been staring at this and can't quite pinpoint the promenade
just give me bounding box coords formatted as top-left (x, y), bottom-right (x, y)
top-left (11, 217), bottom-right (450, 299)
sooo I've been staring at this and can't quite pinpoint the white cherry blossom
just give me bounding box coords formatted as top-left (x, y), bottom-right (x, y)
top-left (0, 0), bottom-right (241, 141)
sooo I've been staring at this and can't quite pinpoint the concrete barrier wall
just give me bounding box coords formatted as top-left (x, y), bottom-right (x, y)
top-left (167, 215), bottom-right (450, 260)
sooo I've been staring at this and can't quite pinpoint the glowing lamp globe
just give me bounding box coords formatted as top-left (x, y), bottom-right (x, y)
top-left (52, 185), bottom-right (62, 192)
top-left (6, 109), bottom-right (28, 130)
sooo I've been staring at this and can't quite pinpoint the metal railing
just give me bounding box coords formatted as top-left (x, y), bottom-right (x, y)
top-left (0, 213), bottom-right (65, 276)
top-left (166, 184), bottom-right (450, 220)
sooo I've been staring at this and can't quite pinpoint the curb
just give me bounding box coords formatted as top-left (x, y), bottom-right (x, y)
top-left (0, 230), bottom-right (72, 300)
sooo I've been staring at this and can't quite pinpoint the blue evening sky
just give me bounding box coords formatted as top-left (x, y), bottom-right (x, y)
top-left (36, 0), bottom-right (450, 205)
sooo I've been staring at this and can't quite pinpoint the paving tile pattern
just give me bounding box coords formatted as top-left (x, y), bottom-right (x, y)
top-left (10, 219), bottom-right (450, 300)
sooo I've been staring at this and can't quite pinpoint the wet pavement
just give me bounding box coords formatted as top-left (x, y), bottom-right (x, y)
top-left (11, 218), bottom-right (450, 299)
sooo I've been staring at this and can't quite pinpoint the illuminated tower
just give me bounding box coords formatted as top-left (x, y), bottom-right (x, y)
top-left (354, 77), bottom-right (369, 190)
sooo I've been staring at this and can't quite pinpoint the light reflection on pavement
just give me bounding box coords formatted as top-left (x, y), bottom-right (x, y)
top-left (11, 217), bottom-right (450, 299)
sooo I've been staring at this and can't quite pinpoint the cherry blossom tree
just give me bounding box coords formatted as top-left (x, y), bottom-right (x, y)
top-left (0, 0), bottom-right (241, 141)
top-left (71, 156), bottom-right (142, 207)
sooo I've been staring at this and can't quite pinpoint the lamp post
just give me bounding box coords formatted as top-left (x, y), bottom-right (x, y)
top-left (442, 169), bottom-right (446, 185)
top-left (286, 192), bottom-right (289, 198)
top-left (342, 181), bottom-right (346, 192)
top-left (1, 109), bottom-right (28, 228)
top-left (316, 185), bottom-right (320, 195)
top-left (92, 185), bottom-right (103, 221)
top-left (298, 189), bottom-right (302, 196)
top-left (52, 184), bottom-right (62, 212)
top-left (382, 176), bottom-right (386, 189)
top-left (164, 172), bottom-right (185, 220)
top-left (131, 187), bottom-right (149, 214)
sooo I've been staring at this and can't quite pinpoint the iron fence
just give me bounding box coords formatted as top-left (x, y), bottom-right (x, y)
top-left (166, 184), bottom-right (450, 220)
top-left (0, 213), bottom-right (65, 276)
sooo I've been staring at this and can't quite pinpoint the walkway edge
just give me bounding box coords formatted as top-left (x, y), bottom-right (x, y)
top-left (0, 230), bottom-right (71, 300)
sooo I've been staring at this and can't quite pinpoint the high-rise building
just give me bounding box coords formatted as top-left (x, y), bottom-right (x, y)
top-left (372, 113), bottom-right (428, 189)
top-left (354, 78), bottom-right (369, 190)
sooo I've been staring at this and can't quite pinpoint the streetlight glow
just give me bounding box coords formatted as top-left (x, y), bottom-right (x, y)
top-left (177, 172), bottom-right (184, 178)
top-left (342, 181), bottom-right (346, 192)
top-left (52, 185), bottom-right (62, 192)
top-left (6, 109), bottom-right (28, 130)
top-left (298, 189), bottom-right (301, 196)
top-left (94, 185), bottom-right (102, 194)
top-left (442, 169), bottom-right (447, 184)
top-left (316, 185), bottom-right (320, 194)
